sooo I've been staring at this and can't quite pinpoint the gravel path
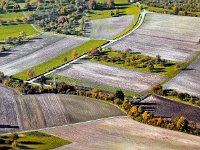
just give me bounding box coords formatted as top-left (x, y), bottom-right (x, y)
top-left (164, 56), bottom-right (200, 97)
top-left (41, 116), bottom-right (200, 150)
top-left (108, 13), bottom-right (200, 62)
top-left (84, 15), bottom-right (134, 40)
top-left (56, 60), bottom-right (166, 93)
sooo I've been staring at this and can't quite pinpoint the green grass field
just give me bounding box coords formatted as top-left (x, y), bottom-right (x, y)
top-left (13, 40), bottom-right (108, 80)
top-left (1, 131), bottom-right (70, 149)
top-left (0, 24), bottom-right (38, 41)
top-left (0, 12), bottom-right (24, 21)
top-left (47, 74), bottom-right (143, 97)
top-left (88, 1), bottom-right (140, 20)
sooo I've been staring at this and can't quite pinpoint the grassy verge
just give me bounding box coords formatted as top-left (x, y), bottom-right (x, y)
top-left (165, 95), bottom-right (200, 108)
top-left (87, 50), bottom-right (178, 77)
top-left (0, 24), bottom-right (38, 41)
top-left (0, 12), bottom-right (24, 21)
top-left (112, 5), bottom-right (141, 40)
top-left (13, 40), bottom-right (107, 80)
top-left (0, 131), bottom-right (70, 149)
top-left (46, 74), bottom-right (143, 98)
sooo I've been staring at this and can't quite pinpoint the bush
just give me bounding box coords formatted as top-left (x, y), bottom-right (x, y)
top-left (178, 93), bottom-right (186, 100)
top-left (169, 90), bottom-right (178, 96)
top-left (114, 90), bottom-right (124, 101)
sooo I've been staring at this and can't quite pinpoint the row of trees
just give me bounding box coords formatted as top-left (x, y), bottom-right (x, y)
top-left (0, 0), bottom-right (20, 13)
top-left (4, 31), bottom-right (27, 45)
top-left (152, 84), bottom-right (200, 106)
top-left (0, 72), bottom-right (200, 136)
top-left (140, 0), bottom-right (200, 16)
top-left (0, 16), bottom-right (27, 25)
top-left (28, 0), bottom-right (87, 35)
top-left (88, 0), bottom-right (115, 10)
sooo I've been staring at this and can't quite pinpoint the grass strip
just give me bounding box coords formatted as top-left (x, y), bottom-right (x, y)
top-left (1, 131), bottom-right (70, 149)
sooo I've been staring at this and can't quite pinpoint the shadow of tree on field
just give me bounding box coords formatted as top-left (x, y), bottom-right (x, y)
top-left (20, 141), bottom-right (44, 145)
top-left (0, 125), bottom-right (19, 129)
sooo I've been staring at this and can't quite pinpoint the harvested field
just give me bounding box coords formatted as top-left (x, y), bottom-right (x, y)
top-left (164, 56), bottom-right (200, 97)
top-left (140, 95), bottom-right (200, 127)
top-left (42, 116), bottom-right (200, 150)
top-left (0, 33), bottom-right (63, 66)
top-left (84, 15), bottom-right (134, 40)
top-left (56, 60), bottom-right (166, 93)
top-left (0, 84), bottom-right (125, 133)
top-left (108, 13), bottom-right (200, 62)
top-left (0, 34), bottom-right (88, 76)
top-left (0, 85), bottom-right (19, 133)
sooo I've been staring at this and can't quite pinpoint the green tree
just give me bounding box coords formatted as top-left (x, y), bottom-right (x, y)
top-left (114, 90), bottom-right (124, 101)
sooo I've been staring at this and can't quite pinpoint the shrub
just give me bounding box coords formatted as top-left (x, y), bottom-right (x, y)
top-left (114, 90), bottom-right (124, 101)
top-left (178, 93), bottom-right (186, 100)
top-left (169, 90), bottom-right (178, 96)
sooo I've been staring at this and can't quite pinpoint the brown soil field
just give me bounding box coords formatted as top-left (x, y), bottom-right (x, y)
top-left (140, 95), bottom-right (200, 127)
top-left (41, 116), bottom-right (200, 150)
top-left (56, 60), bottom-right (166, 93)
top-left (108, 13), bottom-right (200, 62)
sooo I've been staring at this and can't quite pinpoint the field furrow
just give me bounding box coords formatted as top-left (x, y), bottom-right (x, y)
top-left (36, 94), bottom-right (68, 127)
top-left (0, 85), bottom-right (19, 133)
top-left (16, 95), bottom-right (46, 130)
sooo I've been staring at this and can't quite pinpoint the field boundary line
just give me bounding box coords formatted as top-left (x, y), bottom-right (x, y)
top-left (0, 116), bottom-right (128, 135)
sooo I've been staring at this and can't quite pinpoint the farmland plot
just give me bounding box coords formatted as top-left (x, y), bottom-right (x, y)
top-left (0, 33), bottom-right (64, 66)
top-left (56, 60), bottom-right (166, 93)
top-left (84, 15), bottom-right (134, 40)
top-left (108, 13), bottom-right (200, 62)
top-left (0, 35), bottom-right (88, 76)
top-left (140, 95), bottom-right (200, 127)
top-left (0, 85), bottom-right (20, 133)
top-left (0, 87), bottom-right (125, 133)
top-left (42, 116), bottom-right (200, 150)
top-left (164, 57), bottom-right (200, 97)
